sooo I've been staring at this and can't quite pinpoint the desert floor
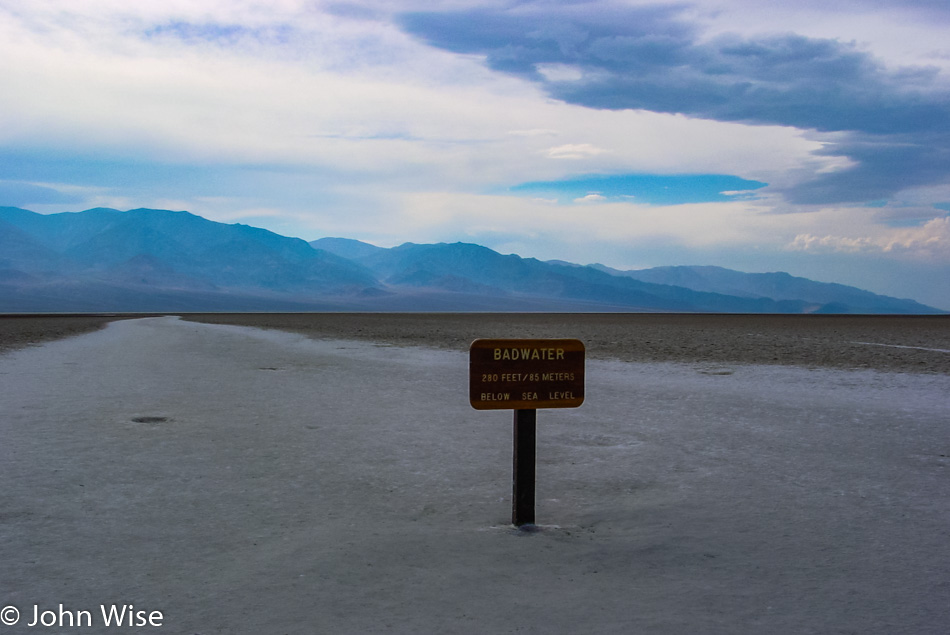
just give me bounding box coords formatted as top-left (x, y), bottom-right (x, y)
top-left (2, 312), bottom-right (950, 373)
top-left (0, 314), bottom-right (948, 633)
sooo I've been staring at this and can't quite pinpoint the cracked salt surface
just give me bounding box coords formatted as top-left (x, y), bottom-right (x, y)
top-left (1, 316), bottom-right (948, 634)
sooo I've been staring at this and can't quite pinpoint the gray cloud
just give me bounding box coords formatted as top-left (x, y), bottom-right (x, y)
top-left (399, 2), bottom-right (950, 204)
top-left (783, 132), bottom-right (950, 204)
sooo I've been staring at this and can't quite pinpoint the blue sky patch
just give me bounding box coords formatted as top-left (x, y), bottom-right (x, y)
top-left (144, 21), bottom-right (292, 46)
top-left (508, 173), bottom-right (768, 205)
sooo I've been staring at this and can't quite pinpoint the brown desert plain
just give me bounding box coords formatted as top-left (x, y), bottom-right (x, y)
top-left (0, 312), bottom-right (948, 634)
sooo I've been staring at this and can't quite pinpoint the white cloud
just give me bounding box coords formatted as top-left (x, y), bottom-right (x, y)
top-left (0, 0), bottom-right (841, 201)
top-left (788, 233), bottom-right (877, 254)
top-left (0, 4), bottom-right (813, 190)
top-left (545, 144), bottom-right (608, 160)
top-left (788, 216), bottom-right (950, 260)
top-left (535, 63), bottom-right (584, 82)
top-left (573, 193), bottom-right (607, 203)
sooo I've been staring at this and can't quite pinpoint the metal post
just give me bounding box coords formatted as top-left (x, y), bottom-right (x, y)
top-left (512, 408), bottom-right (537, 526)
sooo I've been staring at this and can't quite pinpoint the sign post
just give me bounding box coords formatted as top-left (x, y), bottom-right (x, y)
top-left (469, 339), bottom-right (585, 526)
top-left (512, 408), bottom-right (537, 526)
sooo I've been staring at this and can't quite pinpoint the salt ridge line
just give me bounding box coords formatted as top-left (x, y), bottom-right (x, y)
top-left (851, 342), bottom-right (950, 354)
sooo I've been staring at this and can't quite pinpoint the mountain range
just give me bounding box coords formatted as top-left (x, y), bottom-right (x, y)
top-left (0, 206), bottom-right (942, 313)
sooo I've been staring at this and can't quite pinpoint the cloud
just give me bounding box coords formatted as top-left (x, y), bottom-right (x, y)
top-left (507, 128), bottom-right (559, 137)
top-left (788, 216), bottom-right (950, 259)
top-left (545, 143), bottom-right (606, 159)
top-left (777, 132), bottom-right (950, 204)
top-left (398, 2), bottom-right (950, 205)
top-left (535, 63), bottom-right (584, 82)
top-left (788, 233), bottom-right (876, 254)
top-left (397, 191), bottom-right (771, 248)
top-left (0, 1), bottom-right (834, 215)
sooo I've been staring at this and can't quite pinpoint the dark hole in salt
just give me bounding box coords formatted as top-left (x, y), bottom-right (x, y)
top-left (131, 416), bottom-right (168, 423)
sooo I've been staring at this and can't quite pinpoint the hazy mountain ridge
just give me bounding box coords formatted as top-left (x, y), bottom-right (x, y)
top-left (314, 238), bottom-right (932, 313)
top-left (0, 206), bottom-right (942, 313)
top-left (0, 207), bottom-right (377, 307)
top-left (591, 264), bottom-right (936, 314)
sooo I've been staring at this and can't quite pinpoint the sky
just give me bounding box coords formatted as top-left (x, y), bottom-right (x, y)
top-left (1, 0), bottom-right (950, 309)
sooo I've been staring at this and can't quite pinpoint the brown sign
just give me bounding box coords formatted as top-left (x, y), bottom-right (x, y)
top-left (469, 338), bottom-right (585, 410)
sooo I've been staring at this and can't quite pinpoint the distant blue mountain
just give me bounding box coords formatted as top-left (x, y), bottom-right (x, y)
top-left (0, 206), bottom-right (942, 313)
top-left (0, 207), bottom-right (378, 311)
top-left (314, 238), bottom-right (941, 313)
top-left (591, 264), bottom-right (938, 314)
top-left (310, 237), bottom-right (385, 261)
top-left (326, 241), bottom-right (796, 312)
